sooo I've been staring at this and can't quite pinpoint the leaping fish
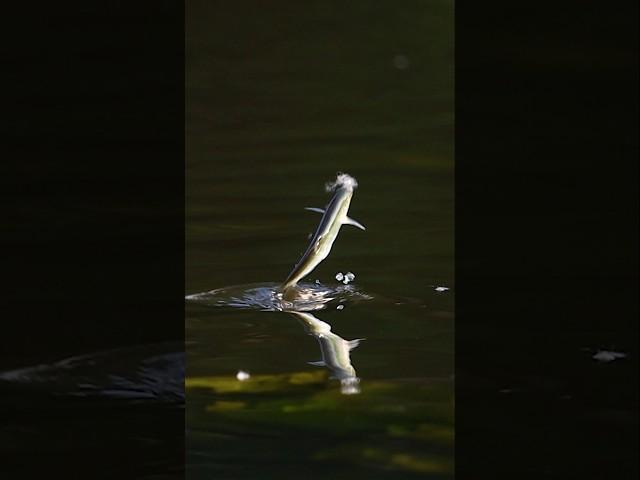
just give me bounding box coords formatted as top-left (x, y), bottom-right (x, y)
top-left (281, 173), bottom-right (365, 293)
top-left (290, 311), bottom-right (363, 394)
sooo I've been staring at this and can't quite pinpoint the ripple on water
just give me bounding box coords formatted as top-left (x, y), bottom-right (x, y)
top-left (185, 282), bottom-right (373, 312)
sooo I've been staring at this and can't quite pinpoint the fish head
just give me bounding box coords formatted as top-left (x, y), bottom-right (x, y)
top-left (324, 174), bottom-right (357, 220)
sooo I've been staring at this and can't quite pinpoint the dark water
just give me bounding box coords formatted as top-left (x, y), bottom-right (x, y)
top-left (0, 343), bottom-right (185, 479)
top-left (186, 1), bottom-right (454, 478)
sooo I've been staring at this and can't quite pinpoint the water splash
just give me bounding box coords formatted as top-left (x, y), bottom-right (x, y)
top-left (335, 271), bottom-right (356, 285)
top-left (185, 282), bottom-right (373, 312)
top-left (324, 172), bottom-right (358, 192)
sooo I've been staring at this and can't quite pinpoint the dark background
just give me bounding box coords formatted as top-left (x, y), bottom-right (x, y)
top-left (1, 1), bottom-right (637, 479)
top-left (2, 2), bottom-right (184, 478)
top-left (457, 1), bottom-right (638, 478)
top-left (3, 3), bottom-right (184, 366)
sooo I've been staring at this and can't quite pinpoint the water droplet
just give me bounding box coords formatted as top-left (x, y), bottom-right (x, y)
top-left (592, 350), bottom-right (626, 362)
top-left (236, 370), bottom-right (250, 381)
top-left (340, 377), bottom-right (361, 395)
top-left (335, 272), bottom-right (344, 281)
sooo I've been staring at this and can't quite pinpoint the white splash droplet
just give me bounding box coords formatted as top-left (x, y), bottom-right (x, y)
top-left (340, 377), bottom-right (361, 395)
top-left (335, 272), bottom-right (344, 281)
top-left (236, 370), bottom-right (250, 381)
top-left (336, 304), bottom-right (344, 310)
top-left (592, 350), bottom-right (626, 362)
top-left (434, 286), bottom-right (449, 292)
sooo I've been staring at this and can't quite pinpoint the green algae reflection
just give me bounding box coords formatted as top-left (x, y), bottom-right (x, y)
top-left (187, 371), bottom-right (453, 478)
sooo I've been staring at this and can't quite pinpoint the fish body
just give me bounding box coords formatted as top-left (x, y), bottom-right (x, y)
top-left (281, 173), bottom-right (365, 293)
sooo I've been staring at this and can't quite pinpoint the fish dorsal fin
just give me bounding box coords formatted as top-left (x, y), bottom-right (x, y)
top-left (347, 338), bottom-right (365, 350)
top-left (343, 216), bottom-right (366, 231)
top-left (308, 361), bottom-right (326, 367)
top-left (304, 207), bottom-right (325, 214)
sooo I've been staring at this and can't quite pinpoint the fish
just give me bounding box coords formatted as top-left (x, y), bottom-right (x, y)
top-left (280, 173), bottom-right (365, 293)
top-left (290, 311), bottom-right (363, 394)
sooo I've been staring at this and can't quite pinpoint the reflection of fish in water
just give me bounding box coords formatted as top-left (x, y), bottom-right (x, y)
top-left (290, 311), bottom-right (364, 395)
top-left (281, 173), bottom-right (365, 295)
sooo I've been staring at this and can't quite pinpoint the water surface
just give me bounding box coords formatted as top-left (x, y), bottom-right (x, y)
top-left (186, 1), bottom-right (454, 477)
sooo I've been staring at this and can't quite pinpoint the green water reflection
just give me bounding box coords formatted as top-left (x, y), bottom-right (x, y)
top-left (187, 0), bottom-right (453, 477)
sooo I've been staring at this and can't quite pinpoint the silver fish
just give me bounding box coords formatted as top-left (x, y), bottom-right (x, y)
top-left (291, 311), bottom-right (363, 394)
top-left (281, 173), bottom-right (365, 293)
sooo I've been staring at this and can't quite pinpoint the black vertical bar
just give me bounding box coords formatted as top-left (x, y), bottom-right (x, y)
top-left (456, 1), bottom-right (638, 478)
top-left (3, 2), bottom-right (185, 478)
